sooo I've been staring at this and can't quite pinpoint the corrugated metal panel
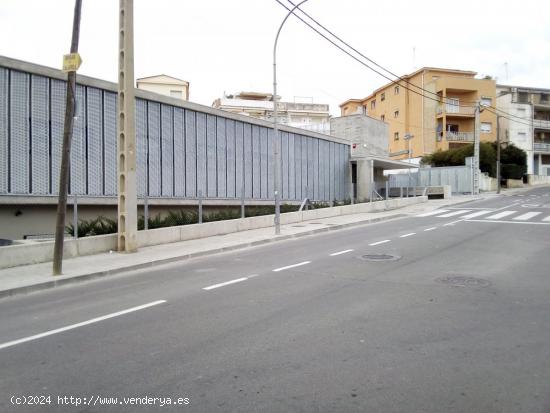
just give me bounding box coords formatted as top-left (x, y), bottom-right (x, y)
top-left (226, 119), bottom-right (236, 198)
top-left (0, 68), bottom-right (8, 194)
top-left (50, 79), bottom-right (66, 195)
top-left (103, 92), bottom-right (117, 196)
top-left (259, 127), bottom-right (268, 199)
top-left (173, 107), bottom-right (185, 197)
top-left (85, 87), bottom-right (103, 196)
top-left (30, 75), bottom-right (49, 194)
top-left (318, 140), bottom-right (327, 201)
top-left (302, 135), bottom-right (309, 199)
top-left (160, 105), bottom-right (173, 197)
top-left (135, 98), bottom-right (148, 197)
top-left (281, 132), bottom-right (289, 200)
top-left (216, 116), bottom-right (227, 198)
top-left (329, 142), bottom-right (335, 202)
top-left (206, 114), bottom-right (217, 197)
top-left (69, 85), bottom-right (86, 195)
top-left (323, 140), bottom-right (330, 201)
top-left (288, 133), bottom-right (295, 200)
top-left (185, 109), bottom-right (197, 197)
top-left (10, 71), bottom-right (29, 194)
top-left (235, 121), bottom-right (244, 198)
top-left (196, 112), bottom-right (207, 197)
top-left (243, 124), bottom-right (253, 198)
top-left (147, 102), bottom-right (161, 196)
top-left (251, 125), bottom-right (260, 198)
top-left (267, 129), bottom-right (274, 200)
top-left (294, 134), bottom-right (302, 201)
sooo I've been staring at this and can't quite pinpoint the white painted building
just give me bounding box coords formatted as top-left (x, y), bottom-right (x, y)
top-left (137, 74), bottom-right (189, 100)
top-left (212, 92), bottom-right (330, 134)
top-left (497, 84), bottom-right (550, 175)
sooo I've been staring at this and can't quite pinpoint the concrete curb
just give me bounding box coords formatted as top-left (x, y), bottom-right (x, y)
top-left (0, 213), bottom-right (407, 299)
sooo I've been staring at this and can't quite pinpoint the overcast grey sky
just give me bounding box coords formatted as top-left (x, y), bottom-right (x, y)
top-left (1, 0), bottom-right (549, 115)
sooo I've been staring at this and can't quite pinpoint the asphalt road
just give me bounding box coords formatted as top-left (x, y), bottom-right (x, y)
top-left (1, 187), bottom-right (549, 412)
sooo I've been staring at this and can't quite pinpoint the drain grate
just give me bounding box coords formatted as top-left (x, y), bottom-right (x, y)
top-left (361, 253), bottom-right (401, 262)
top-left (436, 275), bottom-right (491, 288)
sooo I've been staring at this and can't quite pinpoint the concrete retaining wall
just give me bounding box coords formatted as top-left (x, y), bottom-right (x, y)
top-left (505, 179), bottom-right (524, 188)
top-left (0, 197), bottom-right (427, 269)
top-left (527, 174), bottom-right (550, 186)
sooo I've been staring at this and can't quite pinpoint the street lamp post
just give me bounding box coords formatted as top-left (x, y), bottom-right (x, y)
top-left (273, 0), bottom-right (309, 235)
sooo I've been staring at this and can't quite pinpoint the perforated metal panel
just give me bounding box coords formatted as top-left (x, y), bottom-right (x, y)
top-left (281, 132), bottom-right (289, 200)
top-left (301, 135), bottom-right (308, 199)
top-left (103, 92), bottom-right (117, 196)
top-left (10, 71), bottom-right (29, 194)
top-left (135, 98), bottom-right (148, 197)
top-left (50, 79), bottom-right (66, 195)
top-left (243, 124), bottom-right (253, 198)
top-left (329, 141), bottom-right (335, 201)
top-left (318, 140), bottom-right (326, 201)
top-left (160, 105), bottom-right (173, 197)
top-left (196, 112), bottom-right (207, 197)
top-left (226, 119), bottom-right (236, 198)
top-left (185, 109), bottom-right (197, 197)
top-left (259, 127), bottom-right (268, 199)
top-left (206, 114), bottom-right (217, 197)
top-left (288, 133), bottom-right (295, 200)
top-left (216, 116), bottom-right (226, 198)
top-left (294, 134), bottom-right (302, 201)
top-left (251, 125), bottom-right (260, 198)
top-left (235, 121), bottom-right (244, 198)
top-left (0, 68), bottom-right (8, 194)
top-left (147, 102), bottom-right (161, 196)
top-left (267, 129), bottom-right (274, 200)
top-left (86, 87), bottom-right (103, 196)
top-left (69, 85), bottom-right (86, 195)
top-left (29, 75), bottom-right (49, 194)
top-left (173, 107), bottom-right (185, 197)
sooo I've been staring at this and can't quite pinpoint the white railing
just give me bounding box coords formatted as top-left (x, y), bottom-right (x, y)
top-left (437, 104), bottom-right (475, 116)
top-left (533, 119), bottom-right (550, 129)
top-left (447, 131), bottom-right (474, 141)
top-left (534, 142), bottom-right (550, 152)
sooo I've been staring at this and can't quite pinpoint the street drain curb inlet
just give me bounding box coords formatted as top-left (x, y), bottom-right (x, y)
top-left (361, 254), bottom-right (401, 262)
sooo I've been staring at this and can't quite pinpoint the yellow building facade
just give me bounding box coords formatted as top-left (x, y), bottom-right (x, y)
top-left (340, 68), bottom-right (496, 160)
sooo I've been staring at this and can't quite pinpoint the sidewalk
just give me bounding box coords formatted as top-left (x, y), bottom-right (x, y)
top-left (0, 195), bottom-right (483, 298)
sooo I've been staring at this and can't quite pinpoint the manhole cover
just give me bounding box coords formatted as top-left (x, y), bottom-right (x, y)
top-left (361, 254), bottom-right (401, 262)
top-left (436, 275), bottom-right (491, 288)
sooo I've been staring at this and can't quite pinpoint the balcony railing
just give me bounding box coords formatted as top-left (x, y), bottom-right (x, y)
top-left (533, 119), bottom-right (550, 129)
top-left (437, 104), bottom-right (475, 116)
top-left (534, 142), bottom-right (550, 152)
top-left (446, 131), bottom-right (474, 142)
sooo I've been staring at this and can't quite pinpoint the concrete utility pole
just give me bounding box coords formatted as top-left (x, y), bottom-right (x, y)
top-left (473, 101), bottom-right (481, 195)
top-left (52, 0), bottom-right (83, 275)
top-left (117, 0), bottom-right (138, 252)
top-left (273, 0), bottom-right (309, 235)
top-left (496, 114), bottom-right (501, 194)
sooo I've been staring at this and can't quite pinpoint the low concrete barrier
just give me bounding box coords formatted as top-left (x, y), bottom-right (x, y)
top-left (505, 179), bottom-right (524, 188)
top-left (527, 174), bottom-right (550, 186)
top-left (0, 196), bottom-right (427, 269)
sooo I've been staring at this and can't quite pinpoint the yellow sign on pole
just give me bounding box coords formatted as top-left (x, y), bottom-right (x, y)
top-left (62, 53), bottom-right (82, 72)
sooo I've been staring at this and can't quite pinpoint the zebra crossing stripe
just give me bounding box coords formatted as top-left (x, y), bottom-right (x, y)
top-left (485, 210), bottom-right (517, 220)
top-left (543, 216), bottom-right (550, 222)
top-left (513, 212), bottom-right (542, 221)
top-left (437, 210), bottom-right (472, 218)
top-left (416, 210), bottom-right (449, 217)
top-left (462, 210), bottom-right (494, 219)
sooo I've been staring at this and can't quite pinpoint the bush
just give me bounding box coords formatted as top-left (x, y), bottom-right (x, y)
top-left (501, 163), bottom-right (526, 180)
top-left (66, 216), bottom-right (117, 237)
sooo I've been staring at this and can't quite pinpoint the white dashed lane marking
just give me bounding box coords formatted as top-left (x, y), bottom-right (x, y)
top-left (369, 240), bottom-right (390, 246)
top-left (273, 261), bottom-right (311, 272)
top-left (203, 277), bottom-right (250, 291)
top-left (400, 233), bottom-right (416, 238)
top-left (424, 227), bottom-right (437, 232)
top-left (330, 249), bottom-right (354, 256)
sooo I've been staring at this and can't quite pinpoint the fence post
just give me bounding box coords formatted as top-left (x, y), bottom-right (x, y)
top-left (198, 190), bottom-right (203, 224)
top-left (240, 186), bottom-right (245, 218)
top-left (385, 181), bottom-right (389, 200)
top-left (144, 194), bottom-right (148, 230)
top-left (73, 194), bottom-right (78, 239)
top-left (400, 186), bottom-right (403, 198)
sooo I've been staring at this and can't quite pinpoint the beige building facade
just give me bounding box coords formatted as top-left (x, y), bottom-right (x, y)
top-left (136, 74), bottom-right (189, 100)
top-left (340, 68), bottom-right (497, 161)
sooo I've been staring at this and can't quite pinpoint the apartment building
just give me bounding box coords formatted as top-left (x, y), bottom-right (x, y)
top-left (340, 67), bottom-right (497, 161)
top-left (136, 74), bottom-right (189, 100)
top-left (497, 85), bottom-right (550, 175)
top-left (213, 92), bottom-right (330, 134)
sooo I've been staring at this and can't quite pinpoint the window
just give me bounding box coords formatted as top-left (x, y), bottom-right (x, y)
top-left (481, 97), bottom-right (492, 107)
top-left (170, 90), bottom-right (183, 98)
top-left (380, 114), bottom-right (385, 121)
top-left (394, 110), bottom-right (399, 118)
top-left (381, 92), bottom-right (386, 101)
top-left (371, 100), bottom-right (376, 109)
top-left (481, 122), bottom-right (492, 133)
top-left (394, 86), bottom-right (399, 95)
top-left (394, 132), bottom-right (399, 140)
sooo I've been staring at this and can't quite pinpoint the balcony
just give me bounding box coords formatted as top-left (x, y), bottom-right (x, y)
top-left (437, 103), bottom-right (475, 117)
top-left (447, 131), bottom-right (474, 142)
top-left (533, 119), bottom-right (550, 130)
top-left (534, 142), bottom-right (550, 153)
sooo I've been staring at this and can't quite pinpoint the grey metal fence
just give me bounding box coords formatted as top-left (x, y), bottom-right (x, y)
top-left (0, 64), bottom-right (350, 202)
top-left (389, 165), bottom-right (473, 194)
